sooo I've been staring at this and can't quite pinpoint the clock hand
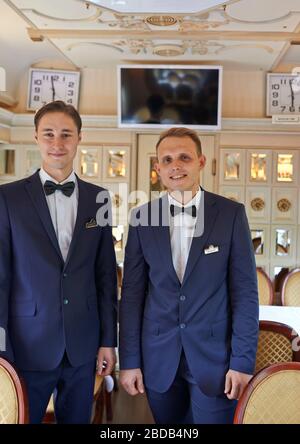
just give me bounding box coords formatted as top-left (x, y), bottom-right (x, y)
top-left (51, 76), bottom-right (55, 101)
top-left (289, 79), bottom-right (295, 108)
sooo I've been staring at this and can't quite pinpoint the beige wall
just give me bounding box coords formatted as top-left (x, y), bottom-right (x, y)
top-left (11, 66), bottom-right (266, 118)
top-left (222, 71), bottom-right (265, 118)
top-left (0, 128), bottom-right (10, 143)
top-left (220, 133), bottom-right (300, 148)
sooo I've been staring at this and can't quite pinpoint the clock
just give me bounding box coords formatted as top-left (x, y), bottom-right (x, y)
top-left (27, 68), bottom-right (80, 111)
top-left (267, 73), bottom-right (300, 116)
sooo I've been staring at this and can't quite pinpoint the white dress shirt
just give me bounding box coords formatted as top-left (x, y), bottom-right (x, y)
top-left (39, 168), bottom-right (78, 262)
top-left (168, 188), bottom-right (202, 283)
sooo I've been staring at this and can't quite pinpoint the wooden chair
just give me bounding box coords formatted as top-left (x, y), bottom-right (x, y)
top-left (44, 374), bottom-right (113, 423)
top-left (234, 362), bottom-right (300, 424)
top-left (256, 267), bottom-right (274, 305)
top-left (0, 357), bottom-right (29, 424)
top-left (281, 268), bottom-right (300, 306)
top-left (255, 320), bottom-right (299, 374)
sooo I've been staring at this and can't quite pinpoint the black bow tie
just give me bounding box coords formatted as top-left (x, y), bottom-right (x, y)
top-left (44, 180), bottom-right (75, 197)
top-left (170, 204), bottom-right (197, 218)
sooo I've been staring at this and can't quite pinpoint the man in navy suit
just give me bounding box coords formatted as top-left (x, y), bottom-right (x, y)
top-left (0, 101), bottom-right (118, 423)
top-left (119, 127), bottom-right (259, 424)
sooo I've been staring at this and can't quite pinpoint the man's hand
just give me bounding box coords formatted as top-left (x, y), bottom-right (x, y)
top-left (96, 347), bottom-right (116, 376)
top-left (224, 369), bottom-right (253, 400)
top-left (120, 369), bottom-right (145, 396)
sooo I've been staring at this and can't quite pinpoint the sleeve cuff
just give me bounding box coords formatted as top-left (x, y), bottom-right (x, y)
top-left (229, 356), bottom-right (256, 375)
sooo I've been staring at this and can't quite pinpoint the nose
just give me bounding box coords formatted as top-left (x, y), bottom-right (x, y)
top-left (52, 136), bottom-right (64, 149)
top-left (171, 159), bottom-right (183, 170)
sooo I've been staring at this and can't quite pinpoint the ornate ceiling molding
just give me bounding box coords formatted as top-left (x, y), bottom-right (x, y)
top-left (18, 3), bottom-right (300, 38)
top-left (179, 19), bottom-right (230, 31)
top-left (114, 39), bottom-right (153, 54)
top-left (96, 10), bottom-right (229, 30)
top-left (152, 44), bottom-right (185, 57)
top-left (111, 39), bottom-right (224, 55)
top-left (21, 7), bottom-right (102, 23)
top-left (188, 40), bottom-right (225, 54)
top-left (216, 43), bottom-right (275, 55)
top-left (98, 13), bottom-right (150, 29)
top-left (145, 16), bottom-right (178, 27)
top-left (66, 41), bottom-right (123, 52)
top-left (178, 11), bottom-right (230, 31)
top-left (27, 28), bottom-right (300, 42)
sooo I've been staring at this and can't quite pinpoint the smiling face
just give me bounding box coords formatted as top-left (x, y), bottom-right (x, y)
top-left (35, 111), bottom-right (81, 181)
top-left (155, 136), bottom-right (206, 200)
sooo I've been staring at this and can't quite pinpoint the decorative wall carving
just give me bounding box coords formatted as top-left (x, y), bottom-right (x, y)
top-left (277, 198), bottom-right (292, 212)
top-left (251, 197), bottom-right (265, 211)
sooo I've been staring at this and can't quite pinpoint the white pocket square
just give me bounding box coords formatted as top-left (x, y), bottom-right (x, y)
top-left (204, 245), bottom-right (219, 255)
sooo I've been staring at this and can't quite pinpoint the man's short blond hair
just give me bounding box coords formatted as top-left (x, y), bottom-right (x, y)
top-left (156, 127), bottom-right (202, 156)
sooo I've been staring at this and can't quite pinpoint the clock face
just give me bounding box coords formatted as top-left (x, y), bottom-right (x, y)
top-left (267, 73), bottom-right (300, 116)
top-left (27, 69), bottom-right (80, 110)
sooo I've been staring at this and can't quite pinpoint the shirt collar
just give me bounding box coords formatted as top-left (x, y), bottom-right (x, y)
top-left (168, 187), bottom-right (202, 209)
top-left (39, 167), bottom-right (77, 186)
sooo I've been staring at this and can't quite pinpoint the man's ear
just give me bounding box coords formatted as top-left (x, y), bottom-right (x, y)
top-left (34, 132), bottom-right (38, 143)
top-left (154, 159), bottom-right (160, 176)
top-left (199, 154), bottom-right (206, 170)
top-left (78, 132), bottom-right (82, 143)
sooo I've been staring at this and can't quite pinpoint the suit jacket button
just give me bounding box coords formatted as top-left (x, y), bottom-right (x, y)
top-left (63, 299), bottom-right (69, 305)
top-left (180, 295), bottom-right (186, 301)
top-left (180, 323), bottom-right (186, 329)
top-left (63, 273), bottom-right (67, 278)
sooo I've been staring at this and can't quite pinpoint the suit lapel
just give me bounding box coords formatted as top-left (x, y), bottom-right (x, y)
top-left (25, 170), bottom-right (63, 262)
top-left (151, 194), bottom-right (181, 285)
top-left (182, 191), bottom-right (219, 285)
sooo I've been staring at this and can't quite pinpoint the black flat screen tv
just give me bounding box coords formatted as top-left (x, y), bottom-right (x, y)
top-left (118, 64), bottom-right (222, 130)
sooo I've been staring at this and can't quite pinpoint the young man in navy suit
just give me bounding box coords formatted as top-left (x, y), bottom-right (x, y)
top-left (0, 101), bottom-right (118, 423)
top-left (119, 127), bottom-right (259, 424)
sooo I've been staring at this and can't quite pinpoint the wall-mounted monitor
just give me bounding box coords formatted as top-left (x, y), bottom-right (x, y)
top-left (118, 64), bottom-right (223, 130)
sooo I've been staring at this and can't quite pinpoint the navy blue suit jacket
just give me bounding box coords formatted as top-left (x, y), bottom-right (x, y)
top-left (0, 171), bottom-right (117, 371)
top-left (119, 191), bottom-right (259, 396)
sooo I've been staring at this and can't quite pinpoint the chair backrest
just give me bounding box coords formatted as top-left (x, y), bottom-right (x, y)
top-left (234, 362), bottom-right (300, 424)
top-left (255, 321), bottom-right (297, 373)
top-left (256, 267), bottom-right (274, 305)
top-left (281, 268), bottom-right (300, 306)
top-left (0, 357), bottom-right (29, 424)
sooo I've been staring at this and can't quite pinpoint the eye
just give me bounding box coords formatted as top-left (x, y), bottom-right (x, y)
top-left (162, 156), bottom-right (172, 164)
top-left (181, 154), bottom-right (190, 161)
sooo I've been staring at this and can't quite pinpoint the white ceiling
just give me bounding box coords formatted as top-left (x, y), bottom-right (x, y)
top-left (1, 0), bottom-right (300, 103)
top-left (86, 0), bottom-right (235, 14)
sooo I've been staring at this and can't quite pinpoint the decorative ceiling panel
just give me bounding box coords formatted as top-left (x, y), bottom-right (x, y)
top-left (4, 0), bottom-right (300, 71)
top-left (12, 0), bottom-right (300, 32)
top-left (226, 0), bottom-right (300, 22)
top-left (10, 0), bottom-right (97, 20)
top-left (51, 36), bottom-right (285, 70)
